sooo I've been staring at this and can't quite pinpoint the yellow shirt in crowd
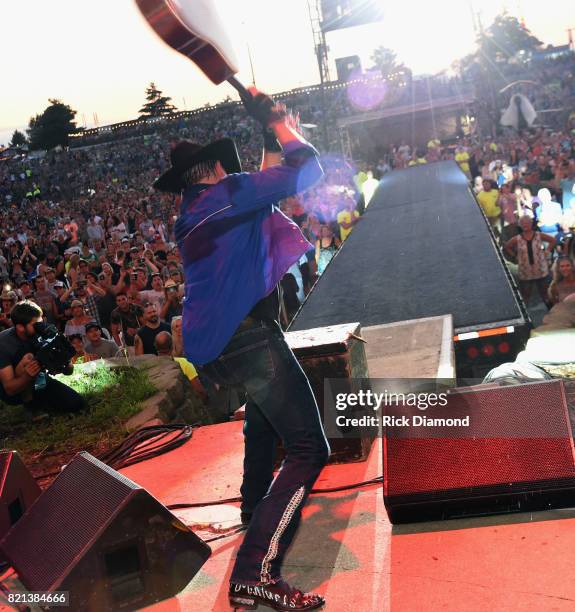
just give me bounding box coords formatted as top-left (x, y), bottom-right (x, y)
top-left (455, 151), bottom-right (470, 174)
top-left (337, 210), bottom-right (360, 241)
top-left (477, 189), bottom-right (501, 219)
top-left (354, 171), bottom-right (368, 192)
top-left (174, 357), bottom-right (198, 382)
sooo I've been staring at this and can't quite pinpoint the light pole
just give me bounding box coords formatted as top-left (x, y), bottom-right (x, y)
top-left (307, 0), bottom-right (330, 151)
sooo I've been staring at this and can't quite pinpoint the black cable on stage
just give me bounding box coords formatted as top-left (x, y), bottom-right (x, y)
top-left (166, 476), bottom-right (383, 511)
top-left (167, 476), bottom-right (384, 544)
top-left (168, 496), bottom-right (241, 510)
top-left (99, 424), bottom-right (194, 470)
top-left (203, 526), bottom-right (247, 543)
top-left (35, 424), bottom-right (194, 482)
top-left (313, 475), bottom-right (383, 493)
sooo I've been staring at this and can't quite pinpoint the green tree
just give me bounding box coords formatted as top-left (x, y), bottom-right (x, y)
top-left (478, 13), bottom-right (542, 63)
top-left (139, 83), bottom-right (177, 118)
top-left (27, 99), bottom-right (79, 150)
top-left (456, 13), bottom-right (544, 88)
top-left (10, 130), bottom-right (27, 147)
top-left (370, 46), bottom-right (405, 78)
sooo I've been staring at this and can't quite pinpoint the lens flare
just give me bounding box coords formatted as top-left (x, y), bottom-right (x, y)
top-left (346, 70), bottom-right (388, 112)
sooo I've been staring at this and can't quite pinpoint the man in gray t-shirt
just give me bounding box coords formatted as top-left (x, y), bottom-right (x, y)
top-left (84, 322), bottom-right (119, 359)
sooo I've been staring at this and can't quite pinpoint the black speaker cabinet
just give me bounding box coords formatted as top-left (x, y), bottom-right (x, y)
top-left (286, 322), bottom-right (373, 463)
top-left (0, 450), bottom-right (41, 538)
top-left (0, 452), bottom-right (211, 610)
top-left (335, 55), bottom-right (362, 82)
top-left (384, 380), bottom-right (575, 523)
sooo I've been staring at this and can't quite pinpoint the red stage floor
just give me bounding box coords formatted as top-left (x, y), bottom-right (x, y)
top-left (124, 422), bottom-right (387, 612)
top-left (2, 421), bottom-right (575, 611)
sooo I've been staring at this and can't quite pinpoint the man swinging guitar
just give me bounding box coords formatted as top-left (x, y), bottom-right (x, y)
top-left (136, 1), bottom-right (330, 609)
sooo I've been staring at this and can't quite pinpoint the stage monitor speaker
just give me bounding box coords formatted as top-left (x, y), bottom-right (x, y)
top-left (0, 452), bottom-right (211, 611)
top-left (0, 451), bottom-right (41, 539)
top-left (384, 380), bottom-right (575, 523)
top-left (335, 55), bottom-right (362, 82)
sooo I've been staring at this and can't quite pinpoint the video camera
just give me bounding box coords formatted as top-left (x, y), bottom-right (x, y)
top-left (31, 322), bottom-right (76, 375)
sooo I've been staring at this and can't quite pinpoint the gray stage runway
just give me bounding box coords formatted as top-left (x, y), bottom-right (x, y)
top-left (291, 161), bottom-right (523, 333)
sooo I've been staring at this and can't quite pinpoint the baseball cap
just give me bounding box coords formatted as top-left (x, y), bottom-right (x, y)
top-left (85, 321), bottom-right (102, 333)
top-left (164, 279), bottom-right (178, 289)
top-left (54, 281), bottom-right (65, 288)
top-left (70, 299), bottom-right (84, 308)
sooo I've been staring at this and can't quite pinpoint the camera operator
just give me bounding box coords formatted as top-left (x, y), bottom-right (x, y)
top-left (0, 301), bottom-right (84, 412)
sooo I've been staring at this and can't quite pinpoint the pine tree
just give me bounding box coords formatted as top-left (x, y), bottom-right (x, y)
top-left (479, 13), bottom-right (542, 62)
top-left (10, 130), bottom-right (27, 147)
top-left (27, 99), bottom-right (79, 150)
top-left (139, 83), bottom-right (177, 118)
top-left (370, 47), bottom-right (406, 79)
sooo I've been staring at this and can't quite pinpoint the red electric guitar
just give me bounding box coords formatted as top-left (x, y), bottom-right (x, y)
top-left (135, 0), bottom-right (250, 101)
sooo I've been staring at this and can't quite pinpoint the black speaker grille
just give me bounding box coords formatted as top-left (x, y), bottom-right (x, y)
top-left (0, 452), bottom-right (141, 592)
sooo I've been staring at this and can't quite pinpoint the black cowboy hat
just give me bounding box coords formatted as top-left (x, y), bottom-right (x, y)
top-left (154, 138), bottom-right (242, 194)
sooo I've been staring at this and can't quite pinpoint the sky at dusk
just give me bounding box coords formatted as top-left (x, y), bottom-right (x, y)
top-left (0, 0), bottom-right (572, 145)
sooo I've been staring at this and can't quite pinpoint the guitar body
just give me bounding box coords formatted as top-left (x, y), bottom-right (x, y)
top-left (135, 0), bottom-right (240, 85)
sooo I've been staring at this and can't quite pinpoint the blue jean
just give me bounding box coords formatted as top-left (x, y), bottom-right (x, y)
top-left (199, 320), bottom-right (330, 584)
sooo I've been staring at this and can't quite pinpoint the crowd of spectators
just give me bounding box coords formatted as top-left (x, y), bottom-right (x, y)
top-left (449, 125), bottom-right (575, 310)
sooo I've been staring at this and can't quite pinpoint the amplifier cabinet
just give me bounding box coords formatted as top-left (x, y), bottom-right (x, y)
top-left (383, 380), bottom-right (575, 523)
top-left (286, 322), bottom-right (373, 463)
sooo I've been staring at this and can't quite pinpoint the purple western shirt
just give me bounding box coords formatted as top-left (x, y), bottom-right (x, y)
top-left (174, 140), bottom-right (323, 365)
